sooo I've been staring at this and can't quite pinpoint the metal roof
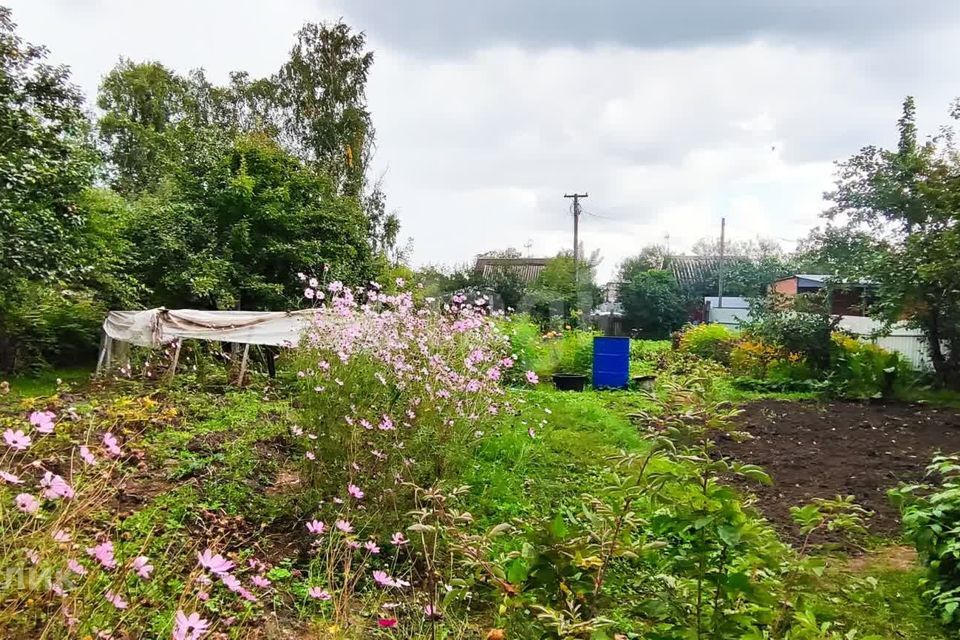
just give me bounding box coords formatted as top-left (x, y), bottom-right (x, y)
top-left (778, 274), bottom-right (873, 288)
top-left (668, 255), bottom-right (745, 286)
top-left (474, 257), bottom-right (549, 283)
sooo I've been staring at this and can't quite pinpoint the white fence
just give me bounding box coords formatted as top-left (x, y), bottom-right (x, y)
top-left (706, 304), bottom-right (931, 370)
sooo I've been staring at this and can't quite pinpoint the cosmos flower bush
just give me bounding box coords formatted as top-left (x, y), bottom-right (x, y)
top-left (289, 279), bottom-right (540, 632)
top-left (294, 280), bottom-right (529, 518)
top-left (0, 407), bottom-right (152, 636)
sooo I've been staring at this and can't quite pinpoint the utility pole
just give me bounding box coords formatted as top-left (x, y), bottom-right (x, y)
top-left (564, 192), bottom-right (588, 287)
top-left (717, 217), bottom-right (726, 309)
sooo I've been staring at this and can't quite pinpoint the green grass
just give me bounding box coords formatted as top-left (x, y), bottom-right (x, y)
top-left (465, 388), bottom-right (650, 525)
top-left (807, 554), bottom-right (949, 639)
top-left (3, 362), bottom-right (954, 638)
top-left (2, 366), bottom-right (90, 397)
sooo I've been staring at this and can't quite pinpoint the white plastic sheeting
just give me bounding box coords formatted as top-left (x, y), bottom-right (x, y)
top-left (102, 308), bottom-right (318, 347)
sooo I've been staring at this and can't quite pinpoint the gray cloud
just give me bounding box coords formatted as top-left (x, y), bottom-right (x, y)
top-left (322, 0), bottom-right (959, 55)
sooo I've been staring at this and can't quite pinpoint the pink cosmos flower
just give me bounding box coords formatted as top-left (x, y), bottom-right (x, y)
top-left (424, 603), bottom-right (442, 619)
top-left (251, 575), bottom-right (271, 588)
top-left (501, 357), bottom-right (515, 368)
top-left (346, 540), bottom-right (360, 549)
top-left (390, 532), bottom-right (409, 546)
top-left (525, 370), bottom-right (539, 384)
top-left (52, 529), bottom-right (71, 543)
top-left (528, 428), bottom-right (536, 439)
top-left (378, 618), bottom-right (398, 628)
top-left (305, 451), bottom-right (316, 461)
top-left (308, 586), bottom-right (331, 600)
top-left (486, 366), bottom-right (501, 381)
top-left (306, 519), bottom-right (326, 535)
top-left (4, 429), bottom-right (31, 451)
top-left (304, 287), bottom-right (315, 300)
top-left (102, 432), bottom-right (122, 457)
top-left (0, 470), bottom-right (22, 484)
top-left (105, 590), bottom-right (128, 609)
top-left (51, 581), bottom-right (65, 597)
top-left (378, 415), bottom-right (395, 431)
top-left (220, 573), bottom-right (243, 592)
top-left (373, 570), bottom-right (408, 588)
top-left (30, 410), bottom-right (56, 433)
top-left (67, 559), bottom-right (87, 575)
top-left (347, 484), bottom-right (364, 499)
top-left (86, 541), bottom-right (117, 569)
top-left (40, 472), bottom-right (74, 499)
top-left (364, 540), bottom-right (380, 554)
top-left (79, 445), bottom-right (97, 466)
top-left (335, 519), bottom-right (353, 533)
top-left (173, 610), bottom-right (210, 640)
top-left (15, 492), bottom-right (39, 514)
top-left (132, 555), bottom-right (153, 579)
top-left (197, 549), bottom-right (234, 575)
top-left (25, 549), bottom-right (39, 564)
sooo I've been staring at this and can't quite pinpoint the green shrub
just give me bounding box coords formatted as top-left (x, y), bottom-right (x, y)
top-left (829, 333), bottom-right (910, 398)
top-left (0, 281), bottom-right (106, 373)
top-left (501, 314), bottom-right (544, 383)
top-left (743, 293), bottom-right (838, 370)
top-left (891, 454), bottom-right (960, 626)
top-left (535, 330), bottom-right (595, 379)
top-left (677, 323), bottom-right (737, 363)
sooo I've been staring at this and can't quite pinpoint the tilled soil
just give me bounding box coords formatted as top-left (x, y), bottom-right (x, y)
top-left (714, 400), bottom-right (960, 541)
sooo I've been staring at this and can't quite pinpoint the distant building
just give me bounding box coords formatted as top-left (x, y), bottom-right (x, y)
top-left (473, 256), bottom-right (549, 283)
top-left (771, 274), bottom-right (873, 316)
top-left (602, 281), bottom-right (621, 303)
top-left (668, 255), bottom-right (746, 291)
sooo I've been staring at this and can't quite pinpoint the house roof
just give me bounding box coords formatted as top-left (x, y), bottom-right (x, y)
top-left (777, 274), bottom-right (873, 288)
top-left (474, 257), bottom-right (549, 283)
top-left (669, 255), bottom-right (745, 287)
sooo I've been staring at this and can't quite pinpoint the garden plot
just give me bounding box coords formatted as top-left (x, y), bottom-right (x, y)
top-left (715, 400), bottom-right (960, 540)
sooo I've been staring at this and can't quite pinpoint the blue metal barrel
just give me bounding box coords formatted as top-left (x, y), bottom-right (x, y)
top-left (592, 336), bottom-right (630, 389)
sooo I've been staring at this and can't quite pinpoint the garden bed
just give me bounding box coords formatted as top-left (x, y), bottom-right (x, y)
top-left (715, 400), bottom-right (960, 541)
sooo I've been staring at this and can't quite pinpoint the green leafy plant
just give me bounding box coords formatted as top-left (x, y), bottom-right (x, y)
top-left (891, 454), bottom-right (960, 625)
top-left (678, 323), bottom-right (738, 364)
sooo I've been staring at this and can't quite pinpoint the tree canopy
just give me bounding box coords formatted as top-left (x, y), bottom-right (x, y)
top-left (0, 7), bottom-right (402, 371)
top-left (825, 96), bottom-right (960, 387)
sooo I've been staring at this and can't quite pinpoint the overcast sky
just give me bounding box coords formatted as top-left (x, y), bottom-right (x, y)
top-left (8, 0), bottom-right (960, 280)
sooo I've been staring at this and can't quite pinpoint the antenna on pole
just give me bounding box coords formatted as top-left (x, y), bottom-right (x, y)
top-left (564, 192), bottom-right (588, 288)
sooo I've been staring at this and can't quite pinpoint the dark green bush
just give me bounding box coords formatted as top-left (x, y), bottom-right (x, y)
top-left (891, 454), bottom-right (960, 625)
top-left (0, 281), bottom-right (106, 373)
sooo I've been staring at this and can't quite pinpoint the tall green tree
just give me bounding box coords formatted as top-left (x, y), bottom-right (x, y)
top-left (275, 21), bottom-right (373, 197)
top-left (97, 60), bottom-right (191, 195)
top-left (126, 133), bottom-right (373, 310)
top-left (0, 6), bottom-right (97, 285)
top-left (827, 96), bottom-right (960, 387)
top-left (619, 270), bottom-right (689, 338)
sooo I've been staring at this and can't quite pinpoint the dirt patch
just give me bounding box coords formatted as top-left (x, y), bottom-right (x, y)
top-left (843, 544), bottom-right (918, 572)
top-left (714, 400), bottom-right (960, 542)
